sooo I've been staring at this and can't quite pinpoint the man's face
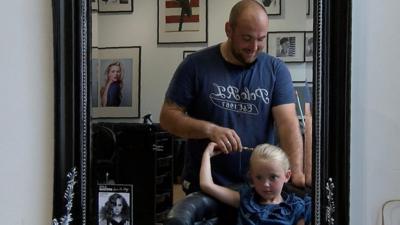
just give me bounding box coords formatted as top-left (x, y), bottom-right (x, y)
top-left (227, 13), bottom-right (268, 65)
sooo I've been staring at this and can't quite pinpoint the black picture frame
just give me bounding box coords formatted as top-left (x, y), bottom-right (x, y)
top-left (307, 0), bottom-right (313, 16)
top-left (305, 31), bottom-right (313, 62)
top-left (262, 0), bottom-right (281, 16)
top-left (98, 0), bottom-right (133, 13)
top-left (157, 0), bottom-right (208, 44)
top-left (267, 31), bottom-right (305, 62)
top-left (97, 184), bottom-right (133, 225)
top-left (91, 46), bottom-right (141, 118)
top-left (182, 50), bottom-right (196, 59)
top-left (92, 0), bottom-right (99, 11)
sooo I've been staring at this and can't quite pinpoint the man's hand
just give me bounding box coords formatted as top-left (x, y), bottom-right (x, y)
top-left (290, 171), bottom-right (306, 188)
top-left (208, 125), bottom-right (242, 154)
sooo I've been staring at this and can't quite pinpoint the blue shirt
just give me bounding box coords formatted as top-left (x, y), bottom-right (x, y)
top-left (238, 184), bottom-right (311, 225)
top-left (165, 44), bottom-right (295, 189)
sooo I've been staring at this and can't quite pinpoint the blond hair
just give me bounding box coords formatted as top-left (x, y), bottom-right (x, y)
top-left (250, 144), bottom-right (290, 171)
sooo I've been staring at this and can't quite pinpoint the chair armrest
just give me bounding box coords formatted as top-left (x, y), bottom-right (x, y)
top-left (164, 192), bottom-right (220, 225)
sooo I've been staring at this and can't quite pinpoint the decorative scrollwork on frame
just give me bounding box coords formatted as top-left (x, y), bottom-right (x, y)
top-left (52, 168), bottom-right (78, 225)
top-left (325, 177), bottom-right (336, 225)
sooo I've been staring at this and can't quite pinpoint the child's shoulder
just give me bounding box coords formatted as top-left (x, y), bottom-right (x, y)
top-left (282, 191), bottom-right (311, 207)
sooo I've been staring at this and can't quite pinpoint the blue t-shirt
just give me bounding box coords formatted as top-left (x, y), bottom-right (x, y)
top-left (165, 44), bottom-right (295, 189)
top-left (238, 184), bottom-right (312, 225)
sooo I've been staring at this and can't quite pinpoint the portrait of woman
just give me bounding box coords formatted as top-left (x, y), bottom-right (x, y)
top-left (99, 193), bottom-right (131, 225)
top-left (100, 61), bottom-right (124, 107)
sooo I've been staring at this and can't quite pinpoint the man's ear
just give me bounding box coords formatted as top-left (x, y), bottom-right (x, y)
top-left (285, 170), bottom-right (292, 183)
top-left (225, 22), bottom-right (232, 38)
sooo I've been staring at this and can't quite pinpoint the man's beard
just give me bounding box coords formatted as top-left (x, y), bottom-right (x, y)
top-left (230, 46), bottom-right (258, 66)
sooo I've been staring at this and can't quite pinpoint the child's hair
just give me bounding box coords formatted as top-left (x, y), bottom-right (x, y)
top-left (250, 144), bottom-right (290, 171)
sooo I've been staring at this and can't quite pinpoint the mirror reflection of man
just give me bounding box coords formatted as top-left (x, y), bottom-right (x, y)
top-left (160, 0), bottom-right (306, 198)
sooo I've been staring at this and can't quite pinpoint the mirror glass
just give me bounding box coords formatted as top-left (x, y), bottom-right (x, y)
top-left (90, 0), bottom-right (313, 224)
top-left (52, 0), bottom-right (352, 224)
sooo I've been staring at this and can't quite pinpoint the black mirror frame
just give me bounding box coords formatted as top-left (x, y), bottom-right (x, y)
top-left (314, 1), bottom-right (352, 225)
top-left (51, 0), bottom-right (351, 225)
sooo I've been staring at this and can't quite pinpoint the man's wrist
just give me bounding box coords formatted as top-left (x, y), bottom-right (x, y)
top-left (204, 123), bottom-right (217, 139)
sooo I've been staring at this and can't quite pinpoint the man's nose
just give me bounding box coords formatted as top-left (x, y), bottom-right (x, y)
top-left (250, 40), bottom-right (258, 51)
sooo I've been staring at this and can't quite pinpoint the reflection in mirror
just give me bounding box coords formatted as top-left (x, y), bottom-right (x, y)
top-left (52, 0), bottom-right (352, 225)
top-left (90, 1), bottom-right (313, 224)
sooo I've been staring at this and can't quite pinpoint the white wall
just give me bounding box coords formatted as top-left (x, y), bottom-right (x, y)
top-left (0, 1), bottom-right (54, 225)
top-left (351, 0), bottom-right (400, 224)
top-left (93, 0), bottom-right (312, 122)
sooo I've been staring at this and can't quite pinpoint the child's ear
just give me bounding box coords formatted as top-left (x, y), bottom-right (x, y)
top-left (284, 170), bottom-right (292, 183)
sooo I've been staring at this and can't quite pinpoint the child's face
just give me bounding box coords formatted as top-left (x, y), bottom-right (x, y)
top-left (249, 158), bottom-right (291, 204)
top-left (112, 198), bottom-right (123, 216)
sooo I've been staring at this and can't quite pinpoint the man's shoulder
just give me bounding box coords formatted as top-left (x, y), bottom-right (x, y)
top-left (258, 52), bottom-right (284, 64)
top-left (190, 44), bottom-right (220, 58)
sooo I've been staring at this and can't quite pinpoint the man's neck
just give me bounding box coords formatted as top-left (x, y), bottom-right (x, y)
top-left (220, 41), bottom-right (242, 66)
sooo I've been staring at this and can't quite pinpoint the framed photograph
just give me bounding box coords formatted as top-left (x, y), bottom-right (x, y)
top-left (304, 31), bottom-right (313, 62)
top-left (183, 50), bottom-right (196, 59)
top-left (158, 0), bottom-right (208, 44)
top-left (98, 184), bottom-right (133, 225)
top-left (293, 81), bottom-right (313, 119)
top-left (307, 0), bottom-right (313, 16)
top-left (261, 0), bottom-right (281, 16)
top-left (92, 0), bottom-right (99, 11)
top-left (92, 46), bottom-right (141, 118)
top-left (98, 0), bottom-right (133, 13)
top-left (91, 47), bottom-right (100, 108)
top-left (267, 31), bottom-right (305, 62)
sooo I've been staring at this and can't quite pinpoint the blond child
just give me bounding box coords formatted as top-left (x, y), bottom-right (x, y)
top-left (200, 142), bottom-right (311, 225)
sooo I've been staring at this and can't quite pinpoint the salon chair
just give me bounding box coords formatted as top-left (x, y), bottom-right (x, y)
top-left (163, 183), bottom-right (311, 225)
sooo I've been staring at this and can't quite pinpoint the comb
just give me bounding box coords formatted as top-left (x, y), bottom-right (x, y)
top-left (242, 146), bottom-right (254, 151)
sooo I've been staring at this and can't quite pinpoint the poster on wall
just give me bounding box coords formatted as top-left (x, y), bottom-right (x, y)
top-left (98, 0), bottom-right (133, 13)
top-left (158, 0), bottom-right (208, 44)
top-left (98, 184), bottom-right (133, 225)
top-left (267, 31), bottom-right (305, 62)
top-left (91, 46), bottom-right (141, 118)
top-left (307, 0), bottom-right (313, 16)
top-left (182, 50), bottom-right (196, 59)
top-left (92, 0), bottom-right (99, 11)
top-left (261, 0), bottom-right (281, 16)
top-left (304, 31), bottom-right (313, 62)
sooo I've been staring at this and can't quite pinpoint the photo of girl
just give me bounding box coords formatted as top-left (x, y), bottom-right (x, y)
top-left (92, 46), bottom-right (140, 118)
top-left (99, 192), bottom-right (131, 225)
top-left (100, 61), bottom-right (123, 107)
top-left (99, 59), bottom-right (133, 107)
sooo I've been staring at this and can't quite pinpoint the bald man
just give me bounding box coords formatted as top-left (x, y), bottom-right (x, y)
top-left (160, 0), bottom-right (305, 195)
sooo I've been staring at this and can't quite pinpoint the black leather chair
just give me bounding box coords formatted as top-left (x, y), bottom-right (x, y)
top-left (163, 183), bottom-right (311, 225)
top-left (164, 191), bottom-right (221, 225)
